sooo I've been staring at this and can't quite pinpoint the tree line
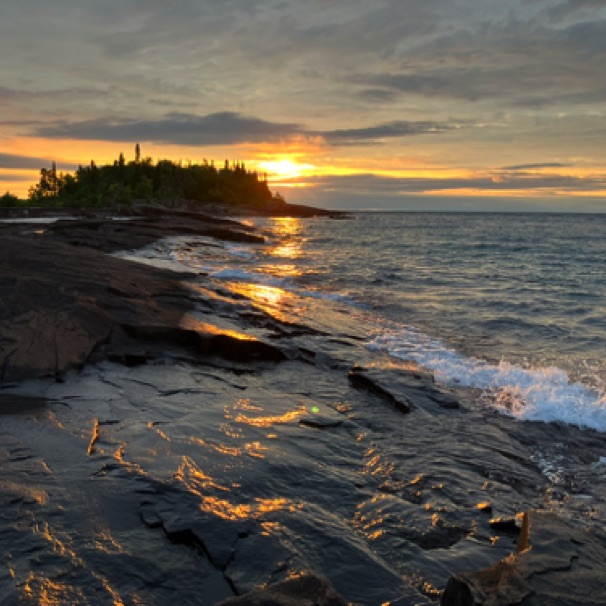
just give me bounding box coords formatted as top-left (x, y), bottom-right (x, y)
top-left (4, 145), bottom-right (284, 209)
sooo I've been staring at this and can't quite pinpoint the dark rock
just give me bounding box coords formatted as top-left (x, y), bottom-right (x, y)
top-left (441, 555), bottom-right (531, 606)
top-left (0, 231), bottom-right (189, 383)
top-left (476, 502), bottom-right (493, 515)
top-left (140, 507), bottom-right (163, 529)
top-left (442, 511), bottom-right (606, 606)
top-left (348, 366), bottom-right (412, 414)
top-left (488, 517), bottom-right (519, 534)
top-left (428, 390), bottom-right (461, 409)
top-left (0, 213), bottom-right (289, 384)
top-left (298, 414), bottom-right (343, 430)
top-left (122, 322), bottom-right (285, 364)
top-left (217, 574), bottom-right (348, 606)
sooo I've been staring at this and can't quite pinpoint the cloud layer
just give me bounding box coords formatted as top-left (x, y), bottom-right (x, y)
top-left (1, 1), bottom-right (605, 208)
top-left (33, 112), bottom-right (464, 147)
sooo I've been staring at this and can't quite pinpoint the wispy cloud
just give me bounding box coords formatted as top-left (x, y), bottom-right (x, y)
top-left (34, 112), bottom-right (304, 145)
top-left (501, 162), bottom-right (570, 171)
top-left (289, 172), bottom-right (606, 194)
top-left (319, 120), bottom-right (464, 145)
top-left (33, 112), bottom-right (465, 147)
top-left (0, 153), bottom-right (54, 170)
top-left (350, 18), bottom-right (606, 107)
top-left (0, 173), bottom-right (36, 182)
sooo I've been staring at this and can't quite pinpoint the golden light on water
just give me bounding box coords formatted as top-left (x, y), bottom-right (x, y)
top-left (267, 216), bottom-right (304, 260)
top-left (226, 282), bottom-right (295, 323)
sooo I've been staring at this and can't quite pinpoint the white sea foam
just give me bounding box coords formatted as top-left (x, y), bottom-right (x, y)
top-left (368, 326), bottom-right (606, 432)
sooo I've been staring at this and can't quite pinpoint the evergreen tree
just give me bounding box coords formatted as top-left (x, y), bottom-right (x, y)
top-left (27, 150), bottom-right (279, 209)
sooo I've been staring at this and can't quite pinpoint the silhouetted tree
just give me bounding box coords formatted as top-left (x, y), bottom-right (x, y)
top-left (27, 151), bottom-right (280, 209)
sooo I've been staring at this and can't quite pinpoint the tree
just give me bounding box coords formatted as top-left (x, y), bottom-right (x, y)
top-left (26, 150), bottom-right (279, 208)
top-left (28, 163), bottom-right (60, 201)
top-left (0, 191), bottom-right (21, 207)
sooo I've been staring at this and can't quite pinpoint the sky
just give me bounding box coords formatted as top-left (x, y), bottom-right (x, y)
top-left (1, 0), bottom-right (605, 211)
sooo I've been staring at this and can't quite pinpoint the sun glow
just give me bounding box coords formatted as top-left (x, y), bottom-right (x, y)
top-left (258, 158), bottom-right (315, 180)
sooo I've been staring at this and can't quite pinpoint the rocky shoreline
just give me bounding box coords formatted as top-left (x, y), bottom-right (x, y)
top-left (1, 207), bottom-right (606, 605)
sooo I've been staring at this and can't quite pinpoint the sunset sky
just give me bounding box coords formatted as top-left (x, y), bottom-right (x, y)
top-left (1, 0), bottom-right (605, 211)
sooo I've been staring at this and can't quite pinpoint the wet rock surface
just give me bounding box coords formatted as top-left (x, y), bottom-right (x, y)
top-left (442, 510), bottom-right (606, 605)
top-left (1, 210), bottom-right (606, 605)
top-left (216, 574), bottom-right (348, 605)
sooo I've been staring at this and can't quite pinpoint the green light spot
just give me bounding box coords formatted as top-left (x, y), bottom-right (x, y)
top-left (312, 406), bottom-right (320, 413)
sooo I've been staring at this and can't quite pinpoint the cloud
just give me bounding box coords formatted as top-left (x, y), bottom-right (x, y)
top-left (320, 120), bottom-right (463, 145)
top-left (537, 0), bottom-right (606, 22)
top-left (32, 112), bottom-right (464, 147)
top-left (501, 162), bottom-right (570, 170)
top-left (34, 112), bottom-right (304, 145)
top-left (0, 153), bottom-right (54, 170)
top-left (0, 173), bottom-right (36, 182)
top-left (287, 171), bottom-right (606, 195)
top-left (350, 17), bottom-right (606, 107)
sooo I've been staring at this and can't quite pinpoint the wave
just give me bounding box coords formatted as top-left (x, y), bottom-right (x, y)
top-left (224, 243), bottom-right (257, 260)
top-left (368, 326), bottom-right (606, 433)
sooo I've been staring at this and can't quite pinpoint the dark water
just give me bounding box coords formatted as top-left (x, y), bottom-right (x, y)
top-left (3, 212), bottom-right (606, 605)
top-left (298, 213), bottom-right (606, 373)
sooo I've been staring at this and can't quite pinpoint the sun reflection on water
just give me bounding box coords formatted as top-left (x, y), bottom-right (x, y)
top-left (266, 216), bottom-right (304, 259)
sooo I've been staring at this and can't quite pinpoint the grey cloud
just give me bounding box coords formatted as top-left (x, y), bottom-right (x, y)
top-left (0, 173), bottom-right (35, 183)
top-left (285, 188), bottom-right (606, 213)
top-left (353, 18), bottom-right (606, 107)
top-left (538, 0), bottom-right (606, 22)
top-left (290, 172), bottom-right (606, 194)
top-left (0, 153), bottom-right (53, 170)
top-left (358, 88), bottom-right (403, 103)
top-left (501, 162), bottom-right (569, 170)
top-left (318, 120), bottom-right (464, 145)
top-left (34, 112), bottom-right (304, 145)
top-left (32, 113), bottom-right (463, 146)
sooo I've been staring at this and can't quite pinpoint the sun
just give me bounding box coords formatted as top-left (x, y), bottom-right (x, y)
top-left (258, 158), bottom-right (315, 180)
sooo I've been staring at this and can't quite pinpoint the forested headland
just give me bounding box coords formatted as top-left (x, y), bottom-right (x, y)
top-left (2, 144), bottom-right (284, 210)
